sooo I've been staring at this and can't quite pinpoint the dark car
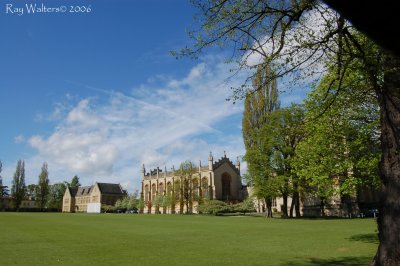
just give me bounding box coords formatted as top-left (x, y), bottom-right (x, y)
top-left (362, 209), bottom-right (379, 218)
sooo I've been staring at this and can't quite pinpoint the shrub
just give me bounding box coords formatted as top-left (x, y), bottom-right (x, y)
top-left (233, 197), bottom-right (256, 215)
top-left (197, 199), bottom-right (231, 215)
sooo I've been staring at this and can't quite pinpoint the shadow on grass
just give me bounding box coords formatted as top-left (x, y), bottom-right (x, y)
top-left (348, 233), bottom-right (379, 244)
top-left (282, 256), bottom-right (372, 265)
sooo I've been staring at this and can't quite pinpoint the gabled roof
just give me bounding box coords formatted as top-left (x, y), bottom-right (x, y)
top-left (67, 187), bottom-right (78, 197)
top-left (75, 186), bottom-right (93, 197)
top-left (97, 183), bottom-right (125, 195)
top-left (213, 156), bottom-right (240, 175)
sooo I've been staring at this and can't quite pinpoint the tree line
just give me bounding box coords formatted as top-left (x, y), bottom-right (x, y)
top-left (0, 159), bottom-right (81, 211)
top-left (243, 60), bottom-right (379, 218)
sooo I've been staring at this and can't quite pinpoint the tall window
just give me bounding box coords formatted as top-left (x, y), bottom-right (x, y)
top-left (201, 178), bottom-right (208, 198)
top-left (159, 183), bottom-right (164, 194)
top-left (144, 185), bottom-right (149, 202)
top-left (167, 182), bottom-right (173, 195)
top-left (151, 184), bottom-right (157, 201)
top-left (192, 179), bottom-right (199, 198)
top-left (221, 173), bottom-right (231, 200)
top-left (174, 180), bottom-right (181, 200)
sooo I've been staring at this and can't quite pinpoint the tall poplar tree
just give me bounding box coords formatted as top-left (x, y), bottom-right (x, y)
top-left (37, 162), bottom-right (50, 210)
top-left (242, 63), bottom-right (279, 149)
top-left (11, 160), bottom-right (26, 210)
top-left (242, 63), bottom-right (279, 218)
top-left (0, 160), bottom-right (7, 197)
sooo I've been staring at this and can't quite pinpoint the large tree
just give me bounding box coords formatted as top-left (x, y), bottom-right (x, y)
top-left (242, 63), bottom-right (279, 218)
top-left (69, 175), bottom-right (81, 188)
top-left (0, 160), bottom-right (8, 197)
top-left (270, 105), bottom-right (306, 218)
top-left (179, 1), bottom-right (399, 264)
top-left (294, 66), bottom-right (380, 216)
top-left (178, 161), bottom-right (197, 214)
top-left (36, 162), bottom-right (50, 210)
top-left (26, 184), bottom-right (37, 200)
top-left (242, 63), bottom-right (279, 148)
top-left (11, 160), bottom-right (26, 210)
top-left (47, 182), bottom-right (67, 210)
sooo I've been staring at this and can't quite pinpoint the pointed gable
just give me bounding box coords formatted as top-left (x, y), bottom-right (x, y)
top-left (97, 183), bottom-right (125, 195)
top-left (213, 156), bottom-right (240, 175)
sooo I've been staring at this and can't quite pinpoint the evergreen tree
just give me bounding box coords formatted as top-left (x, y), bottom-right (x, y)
top-left (11, 160), bottom-right (26, 210)
top-left (36, 162), bottom-right (50, 210)
top-left (70, 175), bottom-right (80, 188)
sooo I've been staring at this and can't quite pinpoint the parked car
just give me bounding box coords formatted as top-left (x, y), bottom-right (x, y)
top-left (362, 209), bottom-right (379, 218)
top-left (125, 209), bottom-right (138, 214)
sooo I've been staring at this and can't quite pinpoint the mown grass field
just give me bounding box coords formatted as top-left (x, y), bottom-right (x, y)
top-left (0, 213), bottom-right (377, 265)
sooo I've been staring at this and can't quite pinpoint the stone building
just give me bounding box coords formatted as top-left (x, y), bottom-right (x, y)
top-left (62, 182), bottom-right (126, 213)
top-left (249, 182), bottom-right (378, 217)
top-left (141, 152), bottom-right (247, 214)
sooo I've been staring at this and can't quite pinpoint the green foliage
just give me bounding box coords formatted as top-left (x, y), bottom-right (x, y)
top-left (36, 162), bottom-right (50, 210)
top-left (242, 63), bottom-right (279, 149)
top-left (0, 160), bottom-right (6, 197)
top-left (293, 64), bottom-right (380, 204)
top-left (115, 195), bottom-right (139, 212)
top-left (70, 175), bottom-right (80, 188)
top-left (47, 183), bottom-right (67, 209)
top-left (26, 184), bottom-right (37, 200)
top-left (197, 199), bottom-right (231, 215)
top-left (233, 197), bottom-right (256, 214)
top-left (152, 194), bottom-right (164, 213)
top-left (242, 63), bottom-right (283, 217)
top-left (177, 160), bottom-right (198, 213)
top-left (115, 199), bottom-right (123, 209)
top-left (128, 196), bottom-right (139, 210)
top-left (11, 160), bottom-right (26, 210)
top-left (244, 101), bottom-right (306, 217)
top-left (101, 204), bottom-right (116, 213)
top-left (137, 198), bottom-right (145, 212)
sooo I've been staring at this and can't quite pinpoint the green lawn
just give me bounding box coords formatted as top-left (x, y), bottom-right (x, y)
top-left (0, 213), bottom-right (377, 265)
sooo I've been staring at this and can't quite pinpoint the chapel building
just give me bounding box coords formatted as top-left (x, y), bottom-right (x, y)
top-left (141, 152), bottom-right (247, 214)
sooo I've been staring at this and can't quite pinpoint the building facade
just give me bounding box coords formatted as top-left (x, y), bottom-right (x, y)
top-left (62, 182), bottom-right (126, 213)
top-left (141, 152), bottom-right (247, 214)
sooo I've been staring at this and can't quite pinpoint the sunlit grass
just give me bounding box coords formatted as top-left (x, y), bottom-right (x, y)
top-left (0, 213), bottom-right (377, 265)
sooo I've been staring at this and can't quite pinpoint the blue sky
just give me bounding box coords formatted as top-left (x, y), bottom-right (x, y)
top-left (0, 0), bottom-right (308, 192)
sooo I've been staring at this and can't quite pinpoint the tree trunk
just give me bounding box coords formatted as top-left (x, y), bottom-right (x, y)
top-left (295, 191), bottom-right (301, 217)
top-left (264, 197), bottom-right (273, 218)
top-left (320, 198), bottom-right (325, 217)
top-left (290, 197), bottom-right (295, 218)
top-left (290, 180), bottom-right (301, 218)
top-left (282, 194), bottom-right (288, 218)
top-left (372, 54), bottom-right (400, 266)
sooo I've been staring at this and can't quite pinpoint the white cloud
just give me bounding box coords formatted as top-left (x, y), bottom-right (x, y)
top-left (26, 57), bottom-right (248, 192)
top-left (14, 135), bottom-right (25, 144)
top-left (243, 4), bottom-right (338, 94)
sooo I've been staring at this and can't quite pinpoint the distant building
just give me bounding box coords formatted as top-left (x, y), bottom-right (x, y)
top-left (141, 152), bottom-right (248, 214)
top-left (248, 179), bottom-right (379, 217)
top-left (62, 182), bottom-right (126, 213)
